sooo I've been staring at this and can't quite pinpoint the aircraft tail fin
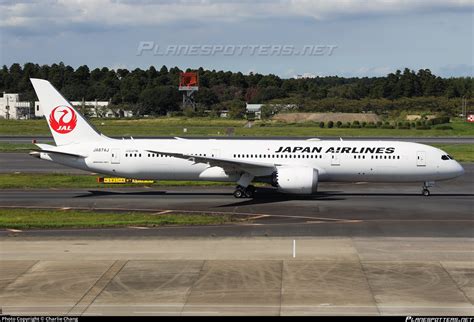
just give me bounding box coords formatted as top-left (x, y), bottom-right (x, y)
top-left (30, 78), bottom-right (105, 146)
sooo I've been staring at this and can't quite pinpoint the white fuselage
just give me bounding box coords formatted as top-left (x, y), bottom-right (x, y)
top-left (39, 138), bottom-right (464, 184)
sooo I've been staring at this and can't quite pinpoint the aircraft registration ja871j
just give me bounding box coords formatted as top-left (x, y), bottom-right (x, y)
top-left (30, 78), bottom-right (464, 198)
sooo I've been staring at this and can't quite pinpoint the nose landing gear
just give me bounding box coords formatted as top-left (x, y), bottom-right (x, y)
top-left (233, 185), bottom-right (255, 198)
top-left (422, 181), bottom-right (435, 196)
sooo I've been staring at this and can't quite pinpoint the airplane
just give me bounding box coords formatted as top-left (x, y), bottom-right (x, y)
top-left (29, 78), bottom-right (464, 198)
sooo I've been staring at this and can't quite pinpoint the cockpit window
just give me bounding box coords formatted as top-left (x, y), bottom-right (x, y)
top-left (447, 155), bottom-right (454, 160)
top-left (441, 155), bottom-right (449, 160)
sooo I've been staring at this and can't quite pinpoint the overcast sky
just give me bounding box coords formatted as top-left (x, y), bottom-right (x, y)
top-left (0, 0), bottom-right (473, 78)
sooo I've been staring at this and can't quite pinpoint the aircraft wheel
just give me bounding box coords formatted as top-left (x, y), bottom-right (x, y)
top-left (234, 189), bottom-right (244, 198)
top-left (422, 188), bottom-right (430, 196)
top-left (244, 188), bottom-right (254, 198)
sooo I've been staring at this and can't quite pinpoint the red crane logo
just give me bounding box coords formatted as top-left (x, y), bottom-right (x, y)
top-left (49, 106), bottom-right (77, 134)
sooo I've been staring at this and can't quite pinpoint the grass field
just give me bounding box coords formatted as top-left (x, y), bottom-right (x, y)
top-left (0, 117), bottom-right (473, 137)
top-left (0, 208), bottom-right (232, 229)
top-left (0, 142), bottom-right (37, 152)
top-left (0, 173), bottom-right (234, 189)
top-left (429, 144), bottom-right (474, 162)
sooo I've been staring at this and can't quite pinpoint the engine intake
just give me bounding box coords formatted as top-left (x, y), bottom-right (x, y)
top-left (272, 166), bottom-right (318, 194)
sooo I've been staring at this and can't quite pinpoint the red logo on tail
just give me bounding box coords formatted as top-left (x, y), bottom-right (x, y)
top-left (49, 106), bottom-right (77, 134)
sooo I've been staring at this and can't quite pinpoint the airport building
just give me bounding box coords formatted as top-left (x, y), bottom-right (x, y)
top-left (245, 103), bottom-right (297, 119)
top-left (246, 103), bottom-right (263, 119)
top-left (0, 92), bottom-right (32, 119)
top-left (33, 100), bottom-right (127, 118)
top-left (0, 92), bottom-right (132, 118)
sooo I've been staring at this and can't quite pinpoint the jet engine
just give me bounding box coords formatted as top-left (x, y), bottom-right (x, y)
top-left (272, 166), bottom-right (318, 194)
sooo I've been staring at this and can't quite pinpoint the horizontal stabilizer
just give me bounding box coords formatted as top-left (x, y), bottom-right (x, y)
top-left (31, 143), bottom-right (87, 158)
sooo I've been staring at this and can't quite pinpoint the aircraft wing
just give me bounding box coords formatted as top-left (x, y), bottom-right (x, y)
top-left (146, 149), bottom-right (277, 174)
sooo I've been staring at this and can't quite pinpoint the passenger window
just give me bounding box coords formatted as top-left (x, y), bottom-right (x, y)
top-left (441, 155), bottom-right (449, 160)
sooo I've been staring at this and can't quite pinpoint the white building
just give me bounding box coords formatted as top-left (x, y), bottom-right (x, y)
top-left (245, 103), bottom-right (299, 119)
top-left (246, 103), bottom-right (262, 119)
top-left (34, 100), bottom-right (133, 118)
top-left (0, 93), bottom-right (32, 119)
top-left (34, 100), bottom-right (110, 117)
top-left (0, 92), bottom-right (133, 119)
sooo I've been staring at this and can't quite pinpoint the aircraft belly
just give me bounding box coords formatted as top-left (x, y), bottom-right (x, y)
top-left (324, 164), bottom-right (441, 182)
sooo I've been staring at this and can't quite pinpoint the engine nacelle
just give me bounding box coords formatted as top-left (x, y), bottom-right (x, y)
top-left (272, 166), bottom-right (318, 194)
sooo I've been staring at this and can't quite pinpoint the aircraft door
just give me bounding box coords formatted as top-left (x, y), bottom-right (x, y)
top-left (416, 151), bottom-right (426, 167)
top-left (210, 149), bottom-right (221, 158)
top-left (111, 148), bottom-right (121, 164)
top-left (331, 153), bottom-right (340, 166)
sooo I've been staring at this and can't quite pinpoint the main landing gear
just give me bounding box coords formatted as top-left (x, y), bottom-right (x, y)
top-left (233, 185), bottom-right (255, 198)
top-left (422, 181), bottom-right (434, 196)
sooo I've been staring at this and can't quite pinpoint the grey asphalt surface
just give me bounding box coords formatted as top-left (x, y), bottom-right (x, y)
top-left (1, 135), bottom-right (473, 143)
top-left (1, 163), bottom-right (472, 238)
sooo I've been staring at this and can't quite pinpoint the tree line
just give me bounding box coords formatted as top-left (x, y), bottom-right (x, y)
top-left (0, 62), bottom-right (472, 117)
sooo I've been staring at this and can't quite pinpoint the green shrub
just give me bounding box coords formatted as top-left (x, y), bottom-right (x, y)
top-left (376, 121), bottom-right (382, 127)
top-left (365, 122), bottom-right (377, 128)
top-left (319, 121), bottom-right (325, 128)
top-left (336, 121), bottom-right (342, 128)
top-left (381, 124), bottom-right (395, 129)
top-left (435, 125), bottom-right (453, 130)
top-left (430, 116), bottom-right (450, 125)
top-left (327, 121), bottom-right (334, 128)
top-left (416, 125), bottom-right (431, 130)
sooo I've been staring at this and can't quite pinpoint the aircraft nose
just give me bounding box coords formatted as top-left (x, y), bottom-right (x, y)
top-left (455, 162), bottom-right (465, 177)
